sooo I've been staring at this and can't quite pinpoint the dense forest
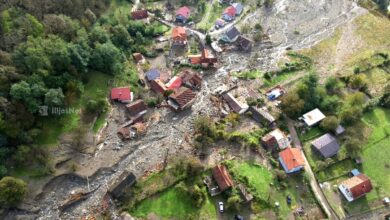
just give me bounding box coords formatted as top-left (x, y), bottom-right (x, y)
top-left (0, 0), bottom-right (168, 203)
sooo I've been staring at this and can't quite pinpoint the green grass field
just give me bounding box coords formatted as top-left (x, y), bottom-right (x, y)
top-left (197, 2), bottom-right (223, 31)
top-left (132, 184), bottom-right (217, 219)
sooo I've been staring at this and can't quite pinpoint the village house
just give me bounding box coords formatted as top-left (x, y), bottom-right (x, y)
top-left (222, 6), bottom-right (236, 21)
top-left (236, 36), bottom-right (253, 52)
top-left (131, 9), bottom-right (148, 21)
top-left (150, 79), bottom-right (167, 94)
top-left (301, 108), bottom-right (326, 127)
top-left (212, 165), bottom-right (234, 192)
top-left (279, 147), bottom-right (305, 174)
top-left (167, 87), bottom-right (196, 111)
top-left (117, 122), bottom-right (147, 140)
top-left (166, 76), bottom-right (182, 91)
top-left (110, 87), bottom-right (133, 103)
top-left (126, 100), bottom-right (147, 119)
top-left (188, 49), bottom-right (218, 67)
top-left (175, 6), bottom-right (191, 23)
top-left (178, 70), bottom-right (202, 90)
top-left (311, 133), bottom-right (340, 158)
top-left (172, 26), bottom-right (187, 47)
top-left (221, 26), bottom-right (241, 43)
top-left (222, 92), bottom-right (249, 114)
top-left (266, 85), bottom-right (286, 101)
top-left (248, 106), bottom-right (276, 127)
top-left (145, 69), bottom-right (160, 81)
top-left (338, 173), bottom-right (373, 202)
top-left (261, 129), bottom-right (290, 151)
top-left (215, 19), bottom-right (226, 29)
top-left (132, 53), bottom-right (146, 64)
top-left (232, 3), bottom-right (244, 15)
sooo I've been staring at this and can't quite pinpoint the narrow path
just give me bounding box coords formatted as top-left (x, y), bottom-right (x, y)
top-left (285, 116), bottom-right (339, 220)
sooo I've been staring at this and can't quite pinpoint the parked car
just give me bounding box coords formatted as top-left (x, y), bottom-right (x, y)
top-left (287, 195), bottom-right (292, 205)
top-left (218, 201), bottom-right (224, 213)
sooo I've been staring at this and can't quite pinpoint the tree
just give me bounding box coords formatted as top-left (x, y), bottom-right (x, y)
top-left (325, 76), bottom-right (343, 94)
top-left (227, 195), bottom-right (242, 211)
top-left (274, 169), bottom-right (287, 181)
top-left (349, 74), bottom-right (367, 89)
top-left (110, 25), bottom-right (133, 49)
top-left (345, 137), bottom-right (362, 157)
top-left (90, 42), bottom-right (123, 74)
top-left (205, 34), bottom-right (212, 45)
top-left (44, 88), bottom-right (65, 107)
top-left (89, 26), bottom-right (110, 45)
top-left (340, 106), bottom-right (363, 125)
top-left (320, 116), bottom-right (339, 132)
top-left (0, 176), bottom-right (27, 207)
top-left (280, 92), bottom-right (304, 118)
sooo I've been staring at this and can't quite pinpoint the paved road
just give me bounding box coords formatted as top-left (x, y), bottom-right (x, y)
top-left (285, 116), bottom-right (339, 220)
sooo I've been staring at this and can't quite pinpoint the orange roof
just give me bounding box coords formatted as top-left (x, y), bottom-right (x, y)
top-left (172, 27), bottom-right (187, 40)
top-left (279, 148), bottom-right (305, 171)
top-left (212, 165), bottom-right (234, 191)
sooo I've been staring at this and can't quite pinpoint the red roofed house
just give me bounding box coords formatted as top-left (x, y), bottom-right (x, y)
top-left (176, 6), bottom-right (191, 23)
top-left (126, 100), bottom-right (147, 119)
top-left (278, 148), bottom-right (305, 174)
top-left (212, 165), bottom-right (234, 192)
top-left (179, 70), bottom-right (202, 90)
top-left (165, 76), bottom-right (182, 90)
top-left (338, 174), bottom-right (373, 202)
top-left (167, 87), bottom-right (196, 111)
top-left (132, 53), bottom-right (145, 64)
top-left (188, 49), bottom-right (217, 67)
top-left (150, 79), bottom-right (167, 94)
top-left (172, 26), bottom-right (187, 46)
top-left (222, 6), bottom-right (236, 21)
top-left (131, 9), bottom-right (148, 20)
top-left (111, 87), bottom-right (132, 103)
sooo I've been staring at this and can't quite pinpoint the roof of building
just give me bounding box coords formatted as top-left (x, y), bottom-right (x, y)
top-left (311, 133), bottom-right (340, 158)
top-left (145, 69), bottom-right (160, 81)
top-left (302, 108), bottom-right (326, 126)
top-left (117, 127), bottom-right (130, 140)
top-left (166, 76), bottom-right (183, 90)
top-left (341, 174), bottom-right (373, 199)
top-left (215, 19), bottom-right (225, 26)
top-left (335, 125), bottom-right (345, 135)
top-left (172, 26), bottom-right (187, 40)
top-left (222, 93), bottom-right (248, 114)
top-left (223, 6), bottom-right (236, 17)
top-left (130, 122), bottom-right (147, 135)
top-left (126, 100), bottom-right (147, 117)
top-left (279, 148), bottom-right (305, 171)
top-left (150, 79), bottom-right (167, 93)
top-left (249, 106), bottom-right (276, 123)
top-left (132, 53), bottom-right (144, 62)
top-left (232, 3), bottom-right (244, 14)
top-left (169, 87), bottom-right (196, 109)
top-left (179, 70), bottom-right (202, 88)
top-left (212, 165), bottom-right (234, 192)
top-left (176, 6), bottom-right (191, 18)
top-left (236, 36), bottom-right (252, 51)
top-left (131, 9), bottom-right (148, 20)
top-left (225, 26), bottom-right (241, 41)
top-left (111, 87), bottom-right (131, 102)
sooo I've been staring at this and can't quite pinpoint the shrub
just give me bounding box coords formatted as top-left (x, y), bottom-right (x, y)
top-left (0, 176), bottom-right (27, 207)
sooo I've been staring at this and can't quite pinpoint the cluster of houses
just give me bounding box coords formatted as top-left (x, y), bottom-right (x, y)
top-left (215, 3), bottom-right (244, 29)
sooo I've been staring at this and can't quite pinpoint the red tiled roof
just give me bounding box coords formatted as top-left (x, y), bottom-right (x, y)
top-left (166, 76), bottom-right (182, 90)
top-left (131, 10), bottom-right (148, 20)
top-left (117, 127), bottom-right (130, 140)
top-left (169, 87), bottom-right (196, 109)
top-left (111, 87), bottom-right (131, 102)
top-left (176, 6), bottom-right (191, 18)
top-left (212, 165), bottom-right (234, 192)
top-left (172, 27), bottom-right (187, 41)
top-left (126, 100), bottom-right (147, 117)
top-left (279, 148), bottom-right (305, 171)
top-left (224, 6), bottom-right (236, 17)
top-left (348, 174), bottom-right (373, 199)
top-left (132, 53), bottom-right (144, 62)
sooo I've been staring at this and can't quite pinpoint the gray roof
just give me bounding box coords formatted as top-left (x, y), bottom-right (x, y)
top-left (225, 26), bottom-right (240, 41)
top-left (335, 125), bottom-right (345, 135)
top-left (311, 133), bottom-right (340, 158)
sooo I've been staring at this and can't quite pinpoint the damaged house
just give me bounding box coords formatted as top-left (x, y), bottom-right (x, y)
top-left (236, 36), bottom-right (253, 52)
top-left (126, 100), bottom-right (147, 119)
top-left (167, 87), bottom-right (197, 111)
top-left (222, 92), bottom-right (249, 114)
top-left (212, 165), bottom-right (234, 192)
top-left (117, 122), bottom-right (147, 140)
top-left (248, 106), bottom-right (276, 127)
top-left (178, 70), bottom-right (202, 90)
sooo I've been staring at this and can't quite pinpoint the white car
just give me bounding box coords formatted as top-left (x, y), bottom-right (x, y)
top-left (218, 201), bottom-right (224, 213)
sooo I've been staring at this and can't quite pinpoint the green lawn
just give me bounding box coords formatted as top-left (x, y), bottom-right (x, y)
top-left (316, 159), bottom-right (355, 182)
top-left (197, 1), bottom-right (223, 31)
top-left (227, 160), bottom-right (273, 199)
top-left (233, 70), bottom-right (263, 80)
top-left (132, 184), bottom-right (217, 219)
